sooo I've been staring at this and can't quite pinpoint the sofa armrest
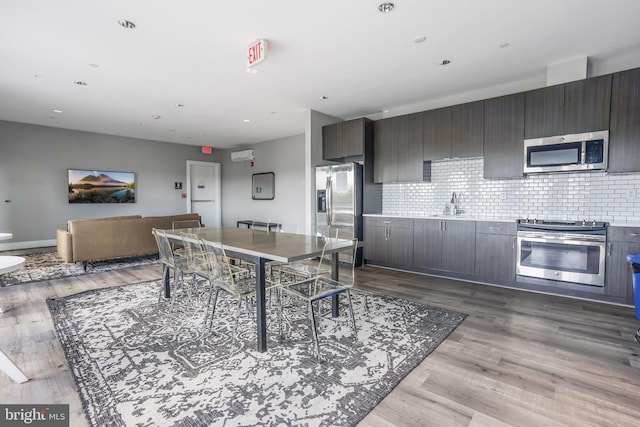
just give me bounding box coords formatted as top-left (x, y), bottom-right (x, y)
top-left (56, 228), bottom-right (73, 262)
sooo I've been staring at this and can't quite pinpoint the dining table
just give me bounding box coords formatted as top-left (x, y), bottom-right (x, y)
top-left (163, 227), bottom-right (356, 352)
top-left (0, 232), bottom-right (29, 383)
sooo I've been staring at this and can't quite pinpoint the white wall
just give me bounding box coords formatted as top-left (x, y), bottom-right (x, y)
top-left (0, 120), bottom-right (222, 249)
top-left (220, 134), bottom-right (306, 232)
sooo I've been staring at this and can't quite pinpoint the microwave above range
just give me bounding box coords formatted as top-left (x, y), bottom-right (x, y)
top-left (523, 130), bottom-right (608, 174)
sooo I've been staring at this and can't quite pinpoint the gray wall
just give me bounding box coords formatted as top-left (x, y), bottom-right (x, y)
top-left (220, 134), bottom-right (305, 232)
top-left (0, 120), bottom-right (222, 248)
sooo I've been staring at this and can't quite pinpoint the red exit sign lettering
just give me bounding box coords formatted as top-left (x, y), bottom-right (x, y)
top-left (247, 39), bottom-right (267, 68)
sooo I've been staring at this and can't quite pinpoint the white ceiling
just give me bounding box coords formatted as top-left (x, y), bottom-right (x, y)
top-left (1, 0), bottom-right (640, 150)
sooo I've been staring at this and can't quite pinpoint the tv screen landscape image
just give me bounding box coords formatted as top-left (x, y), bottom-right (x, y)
top-left (68, 169), bottom-right (136, 203)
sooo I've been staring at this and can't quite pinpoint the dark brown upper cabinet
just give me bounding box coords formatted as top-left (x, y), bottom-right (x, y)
top-left (423, 101), bottom-right (483, 160)
top-left (524, 85), bottom-right (565, 139)
top-left (322, 118), bottom-right (370, 160)
top-left (609, 67), bottom-right (640, 173)
top-left (374, 113), bottom-right (423, 183)
top-left (423, 107), bottom-right (452, 160)
top-left (525, 75), bottom-right (611, 139)
top-left (483, 93), bottom-right (525, 179)
top-left (563, 74), bottom-right (611, 134)
top-left (451, 101), bottom-right (484, 158)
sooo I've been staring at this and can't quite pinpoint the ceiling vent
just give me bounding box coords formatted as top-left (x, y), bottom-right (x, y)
top-left (230, 149), bottom-right (255, 162)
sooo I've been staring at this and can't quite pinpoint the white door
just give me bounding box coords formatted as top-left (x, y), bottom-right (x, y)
top-left (186, 160), bottom-right (221, 227)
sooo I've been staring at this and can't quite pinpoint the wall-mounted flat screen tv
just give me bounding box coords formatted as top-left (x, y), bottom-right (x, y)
top-left (68, 169), bottom-right (136, 203)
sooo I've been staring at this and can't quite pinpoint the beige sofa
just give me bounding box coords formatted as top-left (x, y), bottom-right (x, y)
top-left (56, 213), bottom-right (202, 268)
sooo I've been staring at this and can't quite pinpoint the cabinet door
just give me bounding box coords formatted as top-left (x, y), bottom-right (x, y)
top-left (423, 107), bottom-right (453, 160)
top-left (373, 118), bottom-right (398, 183)
top-left (342, 119), bottom-right (364, 158)
top-left (524, 85), bottom-right (565, 139)
top-left (605, 241), bottom-right (640, 300)
top-left (609, 68), bottom-right (640, 173)
top-left (387, 226), bottom-right (415, 266)
top-left (475, 233), bottom-right (516, 282)
top-left (441, 220), bottom-right (476, 275)
top-left (483, 93), bottom-right (525, 179)
top-left (564, 74), bottom-right (611, 134)
top-left (451, 101), bottom-right (484, 157)
top-left (364, 222), bottom-right (387, 263)
top-left (397, 112), bottom-right (424, 182)
top-left (413, 219), bottom-right (443, 269)
top-left (322, 122), bottom-right (342, 160)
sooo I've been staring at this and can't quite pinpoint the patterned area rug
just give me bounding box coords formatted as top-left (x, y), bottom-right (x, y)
top-left (47, 279), bottom-right (466, 427)
top-left (0, 250), bottom-right (158, 286)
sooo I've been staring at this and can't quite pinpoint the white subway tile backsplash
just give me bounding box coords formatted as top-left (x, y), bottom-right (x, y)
top-left (381, 157), bottom-right (640, 223)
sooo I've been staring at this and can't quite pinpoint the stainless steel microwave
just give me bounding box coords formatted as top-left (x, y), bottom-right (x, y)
top-left (523, 130), bottom-right (609, 173)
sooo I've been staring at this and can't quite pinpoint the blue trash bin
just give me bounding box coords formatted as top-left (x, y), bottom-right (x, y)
top-left (625, 253), bottom-right (640, 343)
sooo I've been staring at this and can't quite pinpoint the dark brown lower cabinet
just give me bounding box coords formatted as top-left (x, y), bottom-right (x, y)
top-left (605, 227), bottom-right (640, 301)
top-left (414, 219), bottom-right (475, 275)
top-left (364, 217), bottom-right (414, 266)
top-left (475, 222), bottom-right (516, 283)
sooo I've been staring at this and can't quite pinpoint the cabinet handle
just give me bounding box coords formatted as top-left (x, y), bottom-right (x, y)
top-left (629, 233), bottom-right (639, 237)
top-left (387, 228), bottom-right (391, 239)
top-left (513, 236), bottom-right (516, 249)
top-left (383, 220), bottom-right (391, 224)
top-left (607, 243), bottom-right (612, 257)
top-left (489, 226), bottom-right (501, 231)
top-left (443, 221), bottom-right (447, 232)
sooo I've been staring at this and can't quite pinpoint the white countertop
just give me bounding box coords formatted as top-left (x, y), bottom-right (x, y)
top-left (363, 214), bottom-right (517, 223)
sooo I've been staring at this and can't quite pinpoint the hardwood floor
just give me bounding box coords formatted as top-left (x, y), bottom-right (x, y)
top-left (1, 264), bottom-right (639, 426)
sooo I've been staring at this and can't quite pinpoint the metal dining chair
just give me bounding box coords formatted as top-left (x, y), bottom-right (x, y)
top-left (201, 240), bottom-right (279, 347)
top-left (277, 237), bottom-right (359, 361)
top-left (152, 228), bottom-right (195, 304)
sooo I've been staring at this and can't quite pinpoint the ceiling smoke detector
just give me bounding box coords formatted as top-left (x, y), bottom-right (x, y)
top-left (378, 3), bottom-right (395, 13)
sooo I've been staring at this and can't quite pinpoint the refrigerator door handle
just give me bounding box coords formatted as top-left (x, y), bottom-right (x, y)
top-left (326, 176), bottom-right (332, 226)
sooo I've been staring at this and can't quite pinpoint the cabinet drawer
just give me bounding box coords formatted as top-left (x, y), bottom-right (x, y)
top-left (608, 226), bottom-right (640, 243)
top-left (365, 217), bottom-right (413, 229)
top-left (476, 221), bottom-right (516, 235)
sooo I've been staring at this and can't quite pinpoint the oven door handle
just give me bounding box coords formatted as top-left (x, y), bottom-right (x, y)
top-left (518, 235), bottom-right (605, 246)
top-left (518, 232), bottom-right (605, 243)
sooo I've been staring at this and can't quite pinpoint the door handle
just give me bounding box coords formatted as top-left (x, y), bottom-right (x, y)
top-left (326, 177), bottom-right (332, 226)
top-left (607, 243), bottom-right (612, 257)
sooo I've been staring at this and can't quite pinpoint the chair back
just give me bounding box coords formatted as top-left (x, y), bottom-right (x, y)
top-left (200, 240), bottom-right (238, 289)
top-left (180, 232), bottom-right (207, 274)
top-left (314, 237), bottom-right (359, 287)
top-left (152, 228), bottom-right (175, 266)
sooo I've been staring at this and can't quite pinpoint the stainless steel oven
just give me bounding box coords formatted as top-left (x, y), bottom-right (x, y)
top-left (516, 219), bottom-right (607, 287)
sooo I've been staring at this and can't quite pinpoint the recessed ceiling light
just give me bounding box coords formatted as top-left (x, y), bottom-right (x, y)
top-left (176, 103), bottom-right (185, 107)
top-left (247, 68), bottom-right (258, 74)
top-left (439, 59), bottom-right (451, 66)
top-left (319, 96), bottom-right (328, 100)
top-left (499, 42), bottom-right (510, 49)
top-left (52, 109), bottom-right (63, 114)
top-left (118, 19), bottom-right (136, 29)
top-left (73, 80), bottom-right (87, 86)
top-left (152, 115), bottom-right (161, 120)
top-left (413, 36), bottom-right (427, 44)
top-left (243, 119), bottom-right (250, 123)
top-left (378, 3), bottom-right (395, 13)
top-left (136, 122), bottom-right (144, 127)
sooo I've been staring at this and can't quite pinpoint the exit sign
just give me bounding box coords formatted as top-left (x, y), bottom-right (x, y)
top-left (247, 39), bottom-right (267, 68)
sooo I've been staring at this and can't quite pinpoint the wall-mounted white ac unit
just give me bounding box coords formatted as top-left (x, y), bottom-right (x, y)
top-left (230, 149), bottom-right (255, 162)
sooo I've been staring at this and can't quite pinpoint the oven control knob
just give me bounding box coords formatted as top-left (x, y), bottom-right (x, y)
top-left (582, 219), bottom-right (586, 226)
top-left (592, 220), bottom-right (596, 226)
top-left (554, 272), bottom-right (559, 276)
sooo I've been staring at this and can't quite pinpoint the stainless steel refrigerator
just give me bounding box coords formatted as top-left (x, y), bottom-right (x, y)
top-left (315, 163), bottom-right (363, 265)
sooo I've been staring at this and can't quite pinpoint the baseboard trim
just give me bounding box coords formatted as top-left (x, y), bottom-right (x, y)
top-left (0, 239), bottom-right (56, 252)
